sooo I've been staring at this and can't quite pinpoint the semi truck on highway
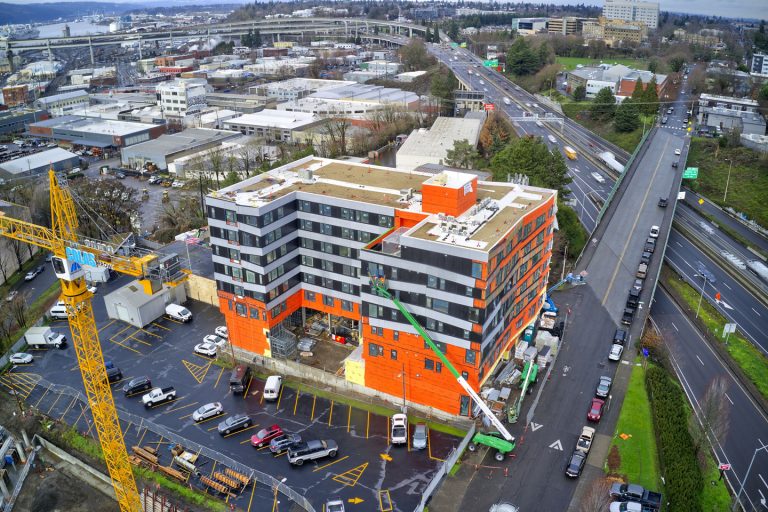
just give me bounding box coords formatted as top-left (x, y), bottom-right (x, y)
top-left (24, 326), bottom-right (67, 349)
top-left (599, 151), bottom-right (625, 174)
top-left (747, 260), bottom-right (768, 284)
top-left (564, 146), bottom-right (577, 160)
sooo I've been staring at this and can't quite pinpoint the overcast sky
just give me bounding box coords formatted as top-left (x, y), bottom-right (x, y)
top-left (5, 0), bottom-right (767, 22)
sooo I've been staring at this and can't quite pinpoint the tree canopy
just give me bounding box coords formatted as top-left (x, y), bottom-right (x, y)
top-left (490, 136), bottom-right (572, 197)
top-left (506, 37), bottom-right (541, 76)
top-left (591, 87), bottom-right (616, 120)
top-left (445, 139), bottom-right (479, 169)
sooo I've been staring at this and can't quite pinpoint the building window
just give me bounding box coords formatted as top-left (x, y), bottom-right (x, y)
top-left (321, 242), bottom-right (333, 254)
top-left (322, 277), bottom-right (333, 289)
top-left (301, 255), bottom-right (314, 267)
top-left (393, 330), bottom-right (399, 341)
top-left (320, 223), bottom-right (333, 235)
top-left (322, 260), bottom-right (334, 272)
top-left (378, 215), bottom-right (393, 227)
top-left (323, 295), bottom-right (335, 307)
top-left (371, 326), bottom-right (383, 336)
top-left (359, 231), bottom-right (372, 243)
top-left (339, 246), bottom-right (351, 258)
top-left (471, 262), bottom-right (483, 279)
top-left (436, 362), bottom-right (442, 373)
top-left (341, 208), bottom-right (352, 220)
top-left (427, 297), bottom-right (450, 314)
top-left (355, 211), bottom-right (369, 223)
top-left (463, 330), bottom-right (470, 340)
top-left (427, 275), bottom-right (446, 290)
top-left (424, 358), bottom-right (434, 371)
top-left (465, 286), bottom-right (473, 296)
top-left (250, 307), bottom-right (259, 319)
top-left (460, 395), bottom-right (470, 416)
top-left (390, 349), bottom-right (397, 360)
top-left (461, 371), bottom-right (469, 380)
top-left (342, 228), bottom-right (354, 240)
top-left (303, 273), bottom-right (315, 284)
top-left (368, 304), bottom-right (383, 318)
top-left (425, 339), bottom-right (447, 353)
top-left (465, 350), bottom-right (477, 365)
top-left (368, 342), bottom-right (384, 357)
top-left (341, 300), bottom-right (353, 312)
top-left (299, 200), bottom-right (312, 212)
top-left (341, 282), bottom-right (353, 294)
top-left (320, 204), bottom-right (332, 216)
top-left (235, 303), bottom-right (247, 317)
top-left (468, 308), bottom-right (480, 323)
top-left (304, 291), bottom-right (316, 302)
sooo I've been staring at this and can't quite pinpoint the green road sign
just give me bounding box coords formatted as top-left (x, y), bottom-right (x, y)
top-left (683, 167), bottom-right (699, 179)
top-left (450, 42), bottom-right (459, 48)
top-left (483, 59), bottom-right (499, 67)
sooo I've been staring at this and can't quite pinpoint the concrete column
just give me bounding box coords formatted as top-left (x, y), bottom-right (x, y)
top-left (89, 37), bottom-right (94, 66)
top-left (47, 40), bottom-right (52, 63)
top-left (409, 28), bottom-right (413, 38)
top-left (21, 430), bottom-right (30, 450)
top-left (14, 441), bottom-right (25, 463)
top-left (138, 37), bottom-right (142, 60)
top-left (0, 475), bottom-right (9, 501)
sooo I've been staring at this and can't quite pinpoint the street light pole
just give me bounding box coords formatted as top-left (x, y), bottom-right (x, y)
top-left (731, 441), bottom-right (768, 511)
top-left (723, 159), bottom-right (733, 203)
top-left (695, 273), bottom-right (709, 319)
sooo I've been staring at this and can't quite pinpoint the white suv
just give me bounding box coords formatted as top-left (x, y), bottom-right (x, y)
top-left (391, 414), bottom-right (408, 445)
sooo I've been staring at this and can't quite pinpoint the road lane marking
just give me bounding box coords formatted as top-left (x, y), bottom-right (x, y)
top-left (724, 393), bottom-right (734, 405)
top-left (752, 308), bottom-right (761, 317)
top-left (696, 355), bottom-right (704, 366)
top-left (671, 322), bottom-right (678, 332)
top-left (722, 281), bottom-right (731, 290)
top-left (759, 474), bottom-right (767, 488)
top-left (310, 394), bottom-right (316, 420)
top-left (328, 400), bottom-right (334, 426)
top-left (675, 241), bottom-right (683, 248)
top-left (312, 455), bottom-right (349, 473)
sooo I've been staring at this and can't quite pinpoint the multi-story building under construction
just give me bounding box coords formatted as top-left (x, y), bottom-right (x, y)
top-left (206, 156), bottom-right (557, 415)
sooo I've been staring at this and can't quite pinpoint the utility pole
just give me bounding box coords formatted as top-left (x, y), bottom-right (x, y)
top-left (723, 159), bottom-right (733, 203)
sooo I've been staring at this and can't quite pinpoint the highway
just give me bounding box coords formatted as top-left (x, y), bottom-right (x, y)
top-left (652, 290), bottom-right (768, 511)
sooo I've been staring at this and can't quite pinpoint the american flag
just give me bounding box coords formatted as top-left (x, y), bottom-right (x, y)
top-left (185, 237), bottom-right (201, 245)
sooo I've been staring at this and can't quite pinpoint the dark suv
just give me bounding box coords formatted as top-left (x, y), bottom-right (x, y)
top-left (123, 376), bottom-right (151, 396)
top-left (218, 414), bottom-right (251, 435)
top-left (229, 364), bottom-right (252, 395)
top-left (613, 329), bottom-right (627, 345)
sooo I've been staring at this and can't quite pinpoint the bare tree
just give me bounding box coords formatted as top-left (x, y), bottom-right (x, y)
top-left (0, 239), bottom-right (13, 284)
top-left (689, 376), bottom-right (730, 460)
top-left (323, 117), bottom-right (352, 158)
top-left (237, 142), bottom-right (262, 178)
top-left (153, 195), bottom-right (206, 244)
top-left (70, 180), bottom-right (142, 238)
top-left (0, 306), bottom-right (14, 349)
top-left (579, 478), bottom-right (612, 512)
top-left (9, 293), bottom-right (28, 329)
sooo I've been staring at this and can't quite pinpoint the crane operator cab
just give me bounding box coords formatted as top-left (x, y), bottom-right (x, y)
top-left (51, 252), bottom-right (89, 282)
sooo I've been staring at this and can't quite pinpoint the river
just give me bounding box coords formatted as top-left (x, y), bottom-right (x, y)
top-left (36, 20), bottom-right (110, 39)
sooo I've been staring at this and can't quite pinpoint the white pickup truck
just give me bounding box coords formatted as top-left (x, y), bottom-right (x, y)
top-left (25, 327), bottom-right (67, 349)
top-left (141, 387), bottom-right (176, 407)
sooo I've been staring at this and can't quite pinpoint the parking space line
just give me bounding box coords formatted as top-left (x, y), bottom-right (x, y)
top-left (328, 401), bottom-right (334, 426)
top-left (214, 367), bottom-right (224, 389)
top-left (164, 400), bottom-right (198, 415)
top-left (47, 393), bottom-right (62, 415)
top-left (293, 390), bottom-right (300, 415)
top-left (247, 481), bottom-right (257, 512)
top-left (111, 324), bottom-right (133, 339)
top-left (276, 386), bottom-right (284, 409)
top-left (151, 322), bottom-right (171, 331)
top-left (347, 405), bottom-right (352, 433)
top-left (34, 386), bottom-right (50, 408)
top-left (139, 327), bottom-right (162, 338)
top-left (97, 319), bottom-right (117, 332)
top-left (332, 462), bottom-right (368, 487)
top-left (146, 396), bottom-right (182, 409)
top-left (386, 417), bottom-right (389, 445)
top-left (125, 330), bottom-right (151, 346)
top-left (59, 397), bottom-right (77, 421)
top-left (312, 455), bottom-right (349, 473)
top-left (311, 395), bottom-right (316, 420)
top-left (195, 413), bottom-right (226, 426)
top-left (109, 376), bottom-right (130, 387)
top-left (108, 338), bottom-right (141, 354)
top-left (182, 359), bottom-right (213, 384)
top-left (137, 427), bottom-right (148, 447)
top-left (378, 490), bottom-right (393, 512)
top-left (152, 436), bottom-right (164, 451)
top-left (366, 411), bottom-right (370, 439)
top-left (122, 421), bottom-right (133, 440)
top-left (73, 403), bottom-right (87, 428)
top-left (164, 316), bottom-right (184, 324)
top-left (239, 437), bottom-right (253, 445)
top-left (223, 425), bottom-right (258, 438)
top-left (272, 451), bottom-right (286, 458)
top-left (244, 376), bottom-right (253, 399)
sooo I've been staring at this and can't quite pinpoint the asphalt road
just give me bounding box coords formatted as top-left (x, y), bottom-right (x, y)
top-left (652, 289), bottom-right (768, 511)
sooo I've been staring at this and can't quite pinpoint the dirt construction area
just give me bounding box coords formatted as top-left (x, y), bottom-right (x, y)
top-left (14, 461), bottom-right (118, 512)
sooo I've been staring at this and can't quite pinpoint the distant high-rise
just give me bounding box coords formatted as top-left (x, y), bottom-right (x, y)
top-left (602, 0), bottom-right (659, 29)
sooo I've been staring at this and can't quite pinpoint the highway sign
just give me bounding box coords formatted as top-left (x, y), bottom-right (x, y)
top-left (683, 167), bottom-right (699, 179)
top-left (484, 103), bottom-right (495, 111)
top-left (723, 323), bottom-right (737, 336)
top-left (718, 463), bottom-right (731, 470)
top-left (483, 59), bottom-right (499, 67)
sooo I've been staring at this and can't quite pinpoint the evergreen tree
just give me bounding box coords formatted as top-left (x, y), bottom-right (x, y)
top-left (642, 76), bottom-right (659, 116)
top-left (591, 87), bottom-right (616, 120)
top-left (572, 85), bottom-right (586, 101)
top-left (630, 77), bottom-right (644, 103)
top-left (506, 37), bottom-right (540, 76)
top-left (490, 137), bottom-right (572, 198)
top-left (614, 100), bottom-right (640, 132)
top-left (425, 26), bottom-right (432, 43)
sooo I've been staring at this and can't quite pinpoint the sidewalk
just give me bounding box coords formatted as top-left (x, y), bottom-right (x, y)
top-left (427, 448), bottom-right (490, 512)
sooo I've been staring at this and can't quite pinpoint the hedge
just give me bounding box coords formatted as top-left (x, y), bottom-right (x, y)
top-left (646, 366), bottom-right (703, 511)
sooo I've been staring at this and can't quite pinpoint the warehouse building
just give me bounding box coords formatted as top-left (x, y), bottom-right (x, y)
top-left (0, 147), bottom-right (80, 177)
top-left (222, 110), bottom-right (326, 142)
top-left (104, 279), bottom-right (187, 328)
top-left (206, 156), bottom-right (556, 415)
top-left (396, 116), bottom-right (484, 171)
top-left (0, 109), bottom-right (47, 136)
top-left (27, 115), bottom-right (165, 149)
top-left (33, 90), bottom-right (90, 116)
top-left (120, 127), bottom-right (240, 171)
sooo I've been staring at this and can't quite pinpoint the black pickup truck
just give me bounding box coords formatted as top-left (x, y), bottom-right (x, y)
top-left (610, 482), bottom-right (662, 510)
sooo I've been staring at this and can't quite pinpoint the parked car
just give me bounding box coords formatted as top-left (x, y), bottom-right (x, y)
top-left (565, 450), bottom-right (586, 478)
top-left (644, 238), bottom-right (656, 253)
top-left (640, 251), bottom-right (652, 265)
top-left (287, 439), bottom-right (338, 466)
top-left (326, 498), bottom-right (345, 512)
top-left (613, 329), bottom-right (628, 345)
top-left (674, 148), bottom-right (681, 155)
top-left (171, 180), bottom-right (184, 188)
top-left (9, 353), bottom-right (33, 364)
top-left (587, 398), bottom-right (605, 422)
top-left (609, 344), bottom-right (624, 361)
top-left (5, 290), bottom-right (18, 302)
top-left (24, 267), bottom-right (42, 281)
top-left (270, 433), bottom-right (302, 453)
top-left (123, 376), bottom-right (152, 396)
top-left (214, 325), bottom-right (228, 339)
top-left (609, 502), bottom-right (654, 512)
top-left (115, 172), bottom-right (126, 179)
top-left (391, 414), bottom-right (408, 445)
top-left (251, 424), bottom-right (284, 448)
top-left (203, 334), bottom-right (227, 348)
top-left (632, 278), bottom-right (644, 291)
top-left (658, 197), bottom-right (668, 207)
top-left (192, 402), bottom-right (223, 422)
top-left (193, 341), bottom-right (217, 357)
top-left (412, 423), bottom-right (428, 450)
top-left (218, 414), bottom-right (252, 435)
top-left (649, 226), bottom-right (660, 238)
top-left (596, 376), bottom-right (612, 398)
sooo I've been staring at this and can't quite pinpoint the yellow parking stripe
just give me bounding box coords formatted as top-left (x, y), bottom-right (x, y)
top-left (328, 401), bottom-right (334, 426)
top-left (312, 455), bottom-right (349, 473)
top-left (214, 367), bottom-right (225, 389)
top-left (293, 390), bottom-right (300, 415)
top-left (223, 425), bottom-right (258, 438)
top-left (98, 319), bottom-right (117, 332)
top-left (151, 322), bottom-right (171, 331)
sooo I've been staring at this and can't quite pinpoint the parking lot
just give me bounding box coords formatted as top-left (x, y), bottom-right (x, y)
top-left (3, 273), bottom-right (464, 511)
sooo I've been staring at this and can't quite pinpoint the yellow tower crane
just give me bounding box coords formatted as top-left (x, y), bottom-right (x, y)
top-left (0, 170), bottom-right (187, 511)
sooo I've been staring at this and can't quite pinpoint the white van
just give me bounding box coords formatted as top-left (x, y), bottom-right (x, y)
top-left (49, 301), bottom-right (68, 320)
top-left (263, 375), bottom-right (283, 401)
top-left (165, 303), bottom-right (192, 322)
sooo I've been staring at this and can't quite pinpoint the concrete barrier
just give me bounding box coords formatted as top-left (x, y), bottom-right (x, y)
top-left (34, 435), bottom-right (116, 499)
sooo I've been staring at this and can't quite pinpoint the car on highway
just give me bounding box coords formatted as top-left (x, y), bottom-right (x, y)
top-left (674, 148), bottom-right (681, 155)
top-left (391, 413), bottom-right (408, 445)
top-left (658, 197), bottom-right (668, 207)
top-left (5, 290), bottom-right (18, 302)
top-left (596, 376), bottom-right (612, 398)
top-left (479, 80), bottom-right (485, 85)
top-left (609, 344), bottom-right (624, 361)
top-left (215, 325), bottom-right (228, 339)
top-left (251, 424), bottom-right (284, 448)
top-left (192, 402), bottom-right (224, 422)
top-left (565, 450), bottom-right (586, 478)
top-left (9, 353), bottom-right (33, 365)
top-left (590, 172), bottom-right (605, 183)
top-left (270, 433), bottom-right (302, 453)
top-left (649, 225), bottom-right (660, 238)
top-left (122, 376), bottom-right (152, 396)
top-left (217, 414), bottom-right (252, 435)
top-left (412, 423), bottom-right (428, 450)
top-left (193, 341), bottom-right (217, 357)
top-left (587, 398), bottom-right (605, 422)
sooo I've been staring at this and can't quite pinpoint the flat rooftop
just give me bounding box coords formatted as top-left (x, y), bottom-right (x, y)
top-left (0, 148), bottom-right (77, 175)
top-left (209, 157), bottom-right (555, 253)
top-left (29, 115), bottom-right (156, 136)
top-left (224, 110), bottom-right (320, 130)
top-left (122, 128), bottom-right (239, 155)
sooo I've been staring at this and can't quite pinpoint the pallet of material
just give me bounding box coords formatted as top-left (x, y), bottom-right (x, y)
top-left (213, 472), bottom-right (240, 489)
top-left (200, 475), bottom-right (229, 495)
top-left (224, 468), bottom-right (250, 486)
top-left (158, 465), bottom-right (186, 482)
top-left (132, 446), bottom-right (159, 465)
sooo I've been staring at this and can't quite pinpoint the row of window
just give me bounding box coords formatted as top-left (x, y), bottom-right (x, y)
top-left (367, 341), bottom-right (476, 370)
top-left (298, 219), bottom-right (378, 244)
top-left (300, 238), bottom-right (358, 259)
top-left (304, 291), bottom-right (355, 312)
top-left (365, 263), bottom-right (480, 299)
top-left (297, 200), bottom-right (394, 228)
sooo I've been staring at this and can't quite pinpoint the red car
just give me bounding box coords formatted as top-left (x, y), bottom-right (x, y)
top-left (251, 424), bottom-right (284, 448)
top-left (587, 398), bottom-right (605, 422)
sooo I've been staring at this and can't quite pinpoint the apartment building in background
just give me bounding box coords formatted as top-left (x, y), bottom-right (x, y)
top-left (156, 78), bottom-right (210, 120)
top-left (602, 0), bottom-right (659, 29)
top-left (206, 156), bottom-right (557, 415)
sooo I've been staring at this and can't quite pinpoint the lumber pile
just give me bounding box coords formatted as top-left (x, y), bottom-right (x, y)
top-left (224, 468), bottom-right (250, 486)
